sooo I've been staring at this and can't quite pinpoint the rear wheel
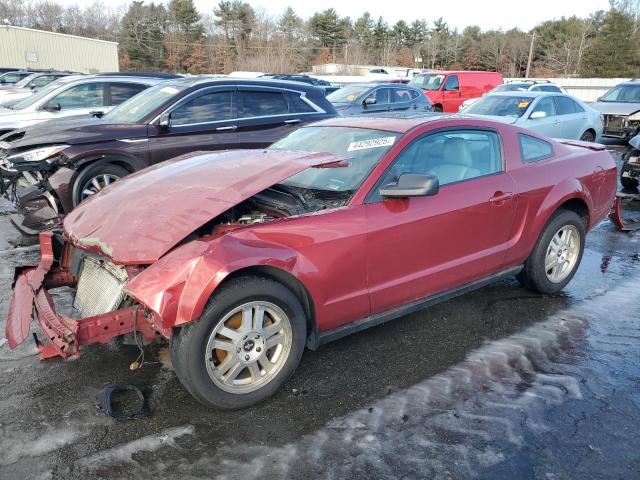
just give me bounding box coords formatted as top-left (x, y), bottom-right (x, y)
top-left (72, 163), bottom-right (129, 206)
top-left (517, 209), bottom-right (585, 294)
top-left (171, 276), bottom-right (306, 409)
top-left (579, 130), bottom-right (596, 142)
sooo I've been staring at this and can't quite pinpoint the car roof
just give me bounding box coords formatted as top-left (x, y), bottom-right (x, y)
top-left (154, 76), bottom-right (328, 92)
top-left (616, 80), bottom-right (640, 86)
top-left (51, 74), bottom-right (166, 86)
top-left (486, 91), bottom-right (564, 98)
top-left (309, 113), bottom-right (492, 133)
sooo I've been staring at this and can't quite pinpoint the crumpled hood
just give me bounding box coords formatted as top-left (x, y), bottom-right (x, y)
top-left (64, 149), bottom-right (346, 264)
top-left (3, 117), bottom-right (148, 148)
top-left (589, 102), bottom-right (640, 116)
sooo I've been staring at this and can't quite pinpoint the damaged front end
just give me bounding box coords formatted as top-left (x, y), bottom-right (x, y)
top-left (0, 142), bottom-right (72, 234)
top-left (6, 232), bottom-right (162, 360)
top-left (602, 113), bottom-right (640, 139)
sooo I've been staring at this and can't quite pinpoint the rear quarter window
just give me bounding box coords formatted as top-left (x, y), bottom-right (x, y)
top-left (519, 134), bottom-right (554, 163)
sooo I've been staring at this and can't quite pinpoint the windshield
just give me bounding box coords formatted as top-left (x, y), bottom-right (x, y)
top-left (14, 74), bottom-right (38, 88)
top-left (326, 85), bottom-right (372, 103)
top-left (409, 74), bottom-right (445, 91)
top-left (269, 126), bottom-right (399, 192)
top-left (104, 83), bottom-right (185, 123)
top-left (600, 85), bottom-right (640, 103)
top-left (465, 95), bottom-right (534, 117)
top-left (11, 80), bottom-right (64, 110)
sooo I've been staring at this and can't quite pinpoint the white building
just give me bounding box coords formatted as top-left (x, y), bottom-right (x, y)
top-left (0, 25), bottom-right (119, 73)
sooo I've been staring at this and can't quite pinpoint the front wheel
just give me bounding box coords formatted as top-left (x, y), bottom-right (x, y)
top-left (517, 209), bottom-right (585, 294)
top-left (171, 276), bottom-right (307, 409)
top-left (72, 163), bottom-right (129, 206)
top-left (579, 130), bottom-right (595, 142)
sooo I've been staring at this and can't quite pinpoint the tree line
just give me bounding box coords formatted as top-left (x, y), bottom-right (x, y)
top-left (1, 0), bottom-right (639, 77)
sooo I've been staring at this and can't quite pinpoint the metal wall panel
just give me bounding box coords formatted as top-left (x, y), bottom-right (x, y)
top-left (0, 25), bottom-right (118, 73)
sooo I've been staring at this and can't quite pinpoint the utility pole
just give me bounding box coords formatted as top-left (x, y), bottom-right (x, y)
top-left (525, 33), bottom-right (537, 78)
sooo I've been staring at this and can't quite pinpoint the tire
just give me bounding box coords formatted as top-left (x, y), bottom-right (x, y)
top-left (72, 163), bottom-right (129, 206)
top-left (433, 104), bottom-right (443, 112)
top-left (517, 209), bottom-right (585, 294)
top-left (171, 276), bottom-right (307, 409)
top-left (579, 130), bottom-right (595, 142)
top-left (620, 157), bottom-right (639, 189)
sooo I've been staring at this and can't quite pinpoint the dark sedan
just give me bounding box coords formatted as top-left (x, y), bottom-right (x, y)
top-left (0, 77), bottom-right (337, 233)
top-left (327, 83), bottom-right (432, 115)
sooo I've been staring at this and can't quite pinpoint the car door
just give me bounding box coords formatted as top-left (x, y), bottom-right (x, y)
top-left (364, 128), bottom-right (518, 314)
top-left (146, 86), bottom-right (238, 165)
top-left (361, 87), bottom-right (393, 114)
top-left (442, 75), bottom-right (462, 112)
top-left (390, 87), bottom-right (422, 113)
top-left (522, 96), bottom-right (560, 137)
top-left (235, 87), bottom-right (315, 148)
top-left (553, 96), bottom-right (585, 139)
top-left (37, 81), bottom-right (106, 121)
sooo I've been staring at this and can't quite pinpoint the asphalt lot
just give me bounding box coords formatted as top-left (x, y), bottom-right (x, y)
top-left (0, 144), bottom-right (639, 480)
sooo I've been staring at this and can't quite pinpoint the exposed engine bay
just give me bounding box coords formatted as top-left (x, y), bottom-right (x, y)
top-left (202, 183), bottom-right (353, 234)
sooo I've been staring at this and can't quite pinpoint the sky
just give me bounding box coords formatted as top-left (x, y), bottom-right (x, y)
top-left (57, 0), bottom-right (611, 31)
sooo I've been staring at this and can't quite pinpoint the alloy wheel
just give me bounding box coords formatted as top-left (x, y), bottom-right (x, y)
top-left (204, 301), bottom-right (293, 394)
top-left (80, 173), bottom-right (120, 200)
top-left (544, 225), bottom-right (580, 283)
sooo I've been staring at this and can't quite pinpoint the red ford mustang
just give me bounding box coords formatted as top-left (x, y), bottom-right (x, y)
top-left (6, 115), bottom-right (617, 408)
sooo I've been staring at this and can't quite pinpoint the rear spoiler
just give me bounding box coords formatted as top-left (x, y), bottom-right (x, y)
top-left (557, 139), bottom-right (607, 151)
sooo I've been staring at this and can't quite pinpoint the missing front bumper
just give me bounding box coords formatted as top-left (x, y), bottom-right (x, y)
top-left (6, 232), bottom-right (161, 360)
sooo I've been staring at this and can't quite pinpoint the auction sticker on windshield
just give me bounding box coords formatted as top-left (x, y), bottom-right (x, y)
top-left (347, 137), bottom-right (396, 152)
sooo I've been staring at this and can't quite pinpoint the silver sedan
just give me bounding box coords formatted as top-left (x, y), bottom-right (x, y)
top-left (462, 91), bottom-right (603, 141)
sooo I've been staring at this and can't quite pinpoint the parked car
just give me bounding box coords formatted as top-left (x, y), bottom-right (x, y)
top-left (0, 77), bottom-right (337, 233)
top-left (327, 83), bottom-right (431, 115)
top-left (459, 80), bottom-right (567, 110)
top-left (259, 74), bottom-right (340, 95)
top-left (409, 70), bottom-right (503, 112)
top-left (620, 132), bottom-right (640, 188)
top-left (6, 115), bottom-right (616, 409)
top-left (0, 74), bottom-right (164, 137)
top-left (589, 80), bottom-right (640, 139)
top-left (0, 72), bottom-right (76, 104)
top-left (463, 91), bottom-right (602, 141)
top-left (0, 70), bottom-right (35, 85)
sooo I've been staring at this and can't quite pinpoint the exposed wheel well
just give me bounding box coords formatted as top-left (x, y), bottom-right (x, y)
top-left (219, 266), bottom-right (318, 349)
top-left (557, 198), bottom-right (589, 228)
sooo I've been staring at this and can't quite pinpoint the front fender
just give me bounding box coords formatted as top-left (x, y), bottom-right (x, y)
top-left (124, 233), bottom-right (312, 330)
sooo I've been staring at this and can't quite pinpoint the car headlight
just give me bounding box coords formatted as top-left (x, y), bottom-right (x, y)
top-left (6, 144), bottom-right (69, 163)
top-left (628, 112), bottom-right (640, 121)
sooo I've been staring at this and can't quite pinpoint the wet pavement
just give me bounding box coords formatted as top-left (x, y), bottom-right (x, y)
top-left (1, 146), bottom-right (639, 479)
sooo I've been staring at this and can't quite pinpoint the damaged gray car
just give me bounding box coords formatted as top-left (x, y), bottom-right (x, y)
top-left (590, 80), bottom-right (640, 139)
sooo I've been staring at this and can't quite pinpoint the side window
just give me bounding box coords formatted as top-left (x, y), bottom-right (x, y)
top-left (378, 129), bottom-right (502, 192)
top-left (443, 75), bottom-right (459, 91)
top-left (519, 134), bottom-right (553, 162)
top-left (171, 90), bottom-right (234, 126)
top-left (108, 82), bottom-right (148, 106)
top-left (365, 88), bottom-right (391, 104)
top-left (47, 82), bottom-right (104, 110)
top-left (284, 91), bottom-right (316, 113)
top-left (31, 75), bottom-right (55, 88)
top-left (553, 96), bottom-right (577, 115)
top-left (532, 97), bottom-right (556, 117)
top-left (392, 88), bottom-right (415, 102)
top-left (239, 90), bottom-right (289, 117)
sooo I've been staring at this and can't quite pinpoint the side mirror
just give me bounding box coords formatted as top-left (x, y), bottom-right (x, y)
top-left (363, 97), bottom-right (377, 106)
top-left (43, 102), bottom-right (61, 112)
top-left (380, 173), bottom-right (439, 198)
top-left (529, 110), bottom-right (546, 119)
top-left (30, 84), bottom-right (37, 90)
top-left (89, 110), bottom-right (104, 118)
top-left (158, 112), bottom-right (171, 129)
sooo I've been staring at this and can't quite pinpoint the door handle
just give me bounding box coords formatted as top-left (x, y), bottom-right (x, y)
top-left (284, 119), bottom-right (301, 124)
top-left (216, 125), bottom-right (237, 131)
top-left (489, 192), bottom-right (514, 205)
